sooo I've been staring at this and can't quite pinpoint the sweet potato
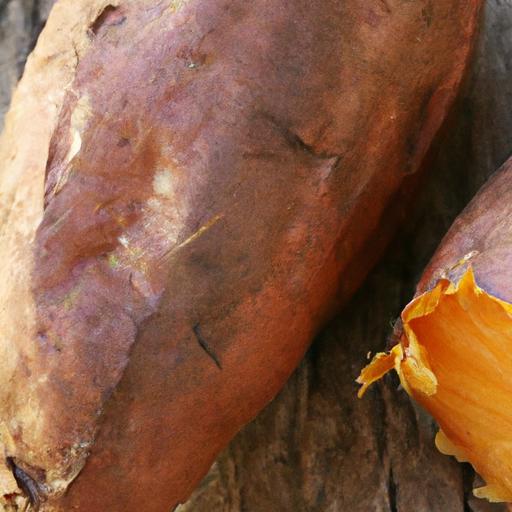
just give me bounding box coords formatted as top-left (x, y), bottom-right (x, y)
top-left (0, 0), bottom-right (482, 510)
top-left (359, 160), bottom-right (512, 502)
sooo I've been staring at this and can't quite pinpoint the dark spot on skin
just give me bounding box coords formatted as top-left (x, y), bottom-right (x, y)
top-left (6, 458), bottom-right (43, 511)
top-left (378, 0), bottom-right (391, 14)
top-left (421, 1), bottom-right (434, 28)
top-left (259, 112), bottom-right (341, 160)
top-left (193, 323), bottom-right (222, 370)
top-left (36, 331), bottom-right (48, 344)
top-left (405, 132), bottom-right (416, 158)
top-left (1, 493), bottom-right (19, 509)
top-left (177, 47), bottom-right (207, 70)
top-left (117, 137), bottom-right (130, 148)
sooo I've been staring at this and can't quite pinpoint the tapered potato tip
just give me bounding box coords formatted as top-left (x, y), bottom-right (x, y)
top-left (358, 268), bottom-right (512, 503)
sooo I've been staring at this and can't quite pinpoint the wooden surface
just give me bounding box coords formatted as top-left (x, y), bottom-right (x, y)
top-left (0, 1), bottom-right (511, 511)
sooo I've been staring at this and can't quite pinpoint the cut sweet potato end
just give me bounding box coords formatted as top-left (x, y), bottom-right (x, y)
top-left (357, 268), bottom-right (512, 503)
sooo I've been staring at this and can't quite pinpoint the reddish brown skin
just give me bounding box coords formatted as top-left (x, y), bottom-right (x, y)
top-left (0, 0), bottom-right (482, 510)
top-left (418, 158), bottom-right (512, 300)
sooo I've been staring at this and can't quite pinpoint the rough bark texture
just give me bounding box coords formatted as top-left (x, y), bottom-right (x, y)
top-left (0, 1), bottom-right (509, 511)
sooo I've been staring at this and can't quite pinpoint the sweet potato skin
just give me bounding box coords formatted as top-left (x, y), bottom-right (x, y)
top-left (0, 0), bottom-right (482, 510)
top-left (417, 160), bottom-right (512, 299)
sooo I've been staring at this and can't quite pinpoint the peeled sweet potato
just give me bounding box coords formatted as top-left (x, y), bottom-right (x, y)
top-left (0, 0), bottom-right (482, 510)
top-left (359, 160), bottom-right (512, 502)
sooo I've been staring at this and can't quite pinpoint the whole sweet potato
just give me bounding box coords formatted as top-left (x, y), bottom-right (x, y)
top-left (0, 0), bottom-right (482, 510)
top-left (359, 160), bottom-right (512, 502)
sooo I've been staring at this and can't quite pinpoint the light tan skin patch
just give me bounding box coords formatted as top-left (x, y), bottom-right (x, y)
top-left (0, 0), bottom-right (122, 502)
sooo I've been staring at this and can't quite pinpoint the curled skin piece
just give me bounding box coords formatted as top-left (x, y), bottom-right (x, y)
top-left (358, 268), bottom-right (512, 502)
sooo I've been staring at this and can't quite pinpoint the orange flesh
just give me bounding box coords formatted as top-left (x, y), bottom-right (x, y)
top-left (358, 268), bottom-right (512, 502)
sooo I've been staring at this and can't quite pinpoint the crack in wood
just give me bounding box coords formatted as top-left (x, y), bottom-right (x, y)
top-left (387, 467), bottom-right (398, 512)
